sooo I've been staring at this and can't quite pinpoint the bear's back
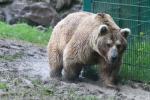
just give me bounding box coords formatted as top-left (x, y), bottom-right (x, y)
top-left (50, 12), bottom-right (93, 51)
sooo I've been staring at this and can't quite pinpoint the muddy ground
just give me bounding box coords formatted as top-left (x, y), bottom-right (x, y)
top-left (0, 39), bottom-right (150, 100)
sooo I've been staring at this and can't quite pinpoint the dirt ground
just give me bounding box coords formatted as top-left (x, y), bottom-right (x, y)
top-left (0, 39), bottom-right (150, 100)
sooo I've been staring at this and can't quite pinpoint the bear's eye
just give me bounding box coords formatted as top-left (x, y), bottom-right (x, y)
top-left (106, 40), bottom-right (112, 48)
top-left (104, 20), bottom-right (110, 26)
top-left (106, 43), bottom-right (111, 48)
top-left (116, 40), bottom-right (121, 49)
top-left (116, 44), bottom-right (121, 49)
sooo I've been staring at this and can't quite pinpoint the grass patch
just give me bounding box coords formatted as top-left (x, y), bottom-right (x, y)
top-left (0, 21), bottom-right (52, 45)
top-left (67, 95), bottom-right (98, 100)
top-left (0, 52), bottom-right (23, 61)
top-left (0, 83), bottom-right (7, 89)
top-left (121, 35), bottom-right (150, 82)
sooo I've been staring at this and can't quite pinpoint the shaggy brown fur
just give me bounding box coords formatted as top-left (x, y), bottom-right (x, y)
top-left (47, 12), bottom-right (130, 88)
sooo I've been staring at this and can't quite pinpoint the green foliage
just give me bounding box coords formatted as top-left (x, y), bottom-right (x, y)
top-left (0, 21), bottom-right (52, 45)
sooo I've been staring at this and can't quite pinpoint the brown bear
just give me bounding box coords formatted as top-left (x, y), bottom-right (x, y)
top-left (47, 11), bottom-right (130, 88)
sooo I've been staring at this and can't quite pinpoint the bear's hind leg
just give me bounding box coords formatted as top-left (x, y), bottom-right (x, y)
top-left (62, 63), bottom-right (82, 81)
top-left (62, 42), bottom-right (83, 81)
top-left (48, 48), bottom-right (63, 78)
top-left (50, 64), bottom-right (62, 78)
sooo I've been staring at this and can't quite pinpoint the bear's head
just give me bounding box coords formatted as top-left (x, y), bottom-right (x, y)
top-left (90, 16), bottom-right (131, 64)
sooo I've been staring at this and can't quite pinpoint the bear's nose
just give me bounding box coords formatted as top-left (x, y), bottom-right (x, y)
top-left (111, 56), bottom-right (117, 62)
top-left (110, 48), bottom-right (118, 63)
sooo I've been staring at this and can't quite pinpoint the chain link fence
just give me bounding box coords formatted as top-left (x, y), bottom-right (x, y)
top-left (83, 0), bottom-right (150, 82)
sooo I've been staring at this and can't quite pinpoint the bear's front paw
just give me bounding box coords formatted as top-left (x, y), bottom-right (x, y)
top-left (106, 83), bottom-right (120, 91)
top-left (103, 80), bottom-right (120, 91)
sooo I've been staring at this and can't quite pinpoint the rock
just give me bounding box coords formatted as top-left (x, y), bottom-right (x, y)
top-left (0, 0), bottom-right (13, 4)
top-left (56, 0), bottom-right (73, 11)
top-left (50, 0), bottom-right (81, 11)
top-left (2, 1), bottom-right (28, 24)
top-left (0, 11), bottom-right (5, 21)
top-left (20, 2), bottom-right (60, 27)
top-left (59, 4), bottom-right (82, 19)
top-left (0, 0), bottom-right (82, 27)
top-left (26, 0), bottom-right (50, 3)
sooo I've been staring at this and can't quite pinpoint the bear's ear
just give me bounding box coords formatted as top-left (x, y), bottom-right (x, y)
top-left (95, 13), bottom-right (106, 20)
top-left (120, 28), bottom-right (131, 39)
top-left (97, 13), bottom-right (105, 18)
top-left (99, 24), bottom-right (108, 36)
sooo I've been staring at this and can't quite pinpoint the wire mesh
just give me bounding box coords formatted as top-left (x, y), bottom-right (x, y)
top-left (84, 0), bottom-right (150, 82)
